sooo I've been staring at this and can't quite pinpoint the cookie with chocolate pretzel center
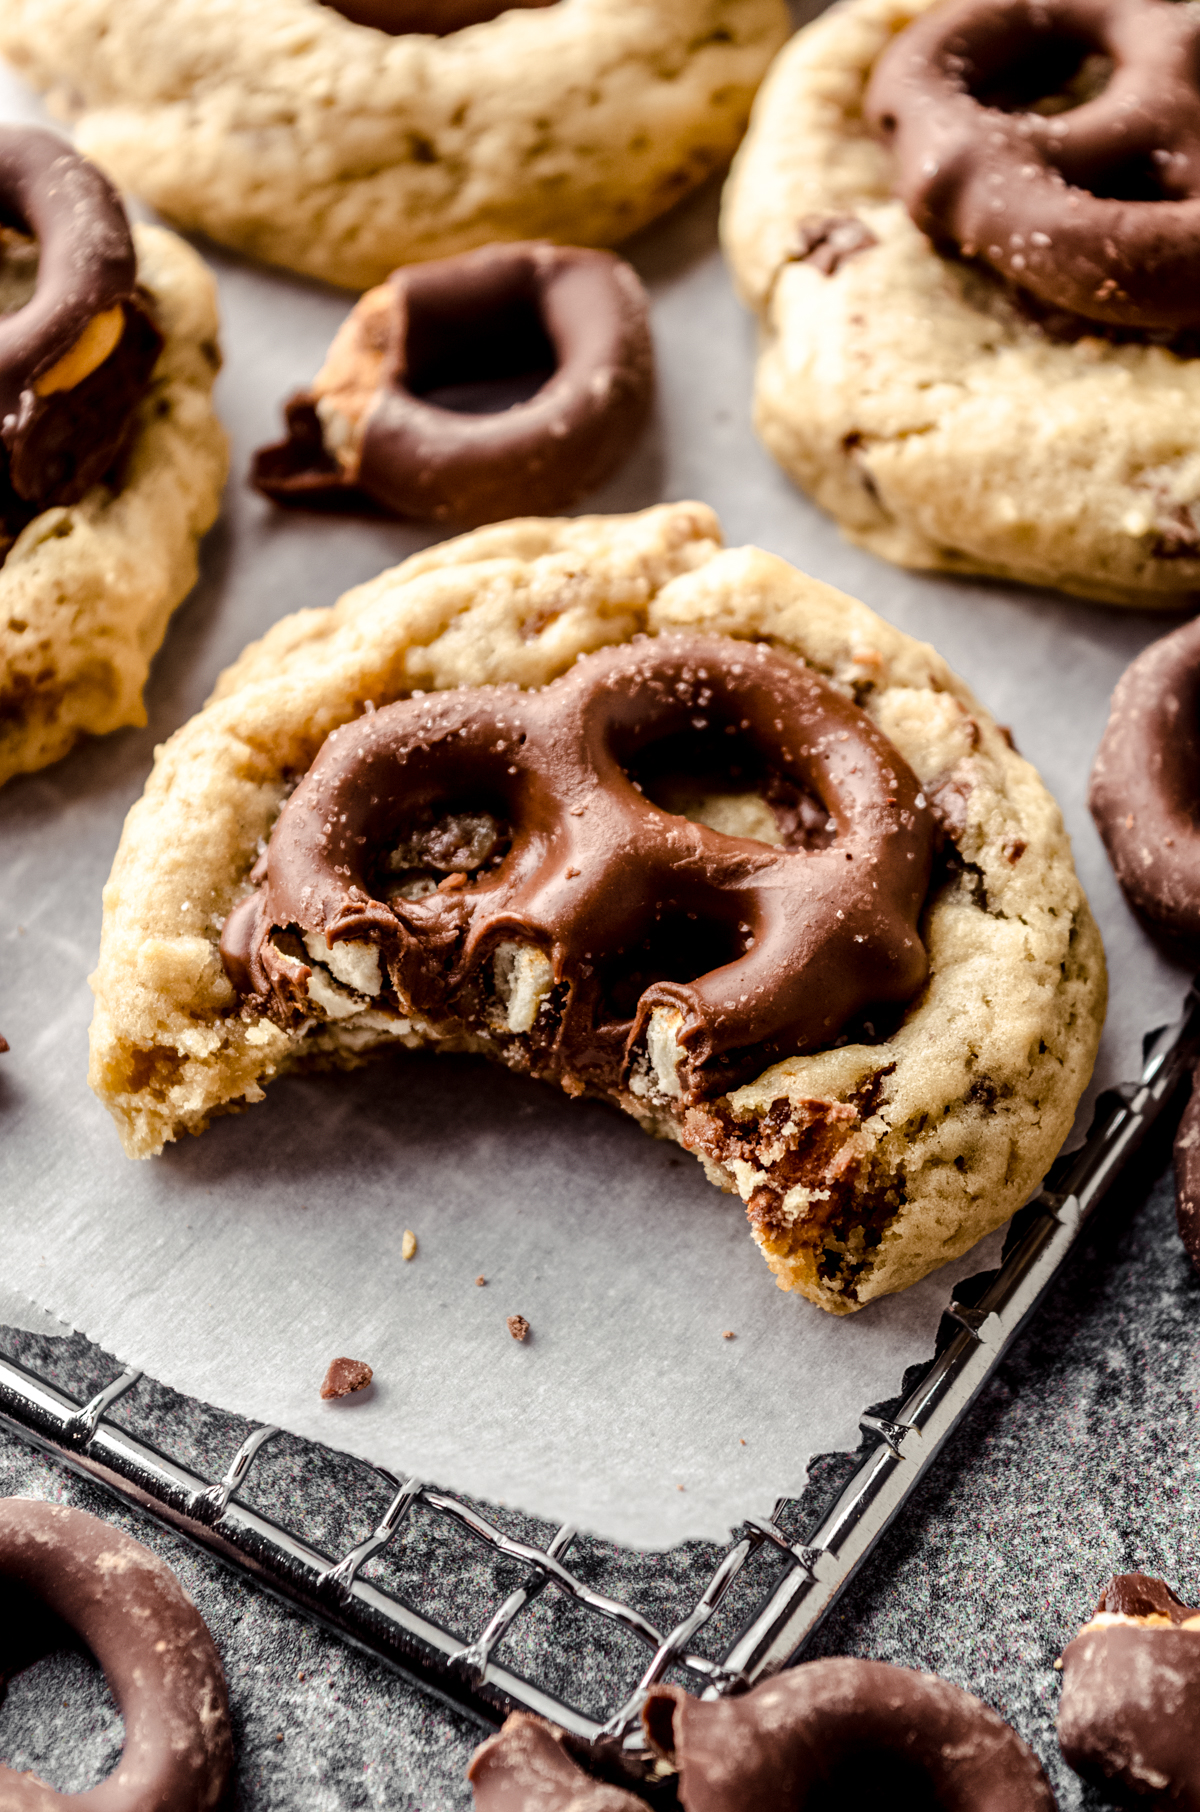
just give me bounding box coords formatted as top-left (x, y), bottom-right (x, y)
top-left (0, 0), bottom-right (789, 290)
top-left (722, 0), bottom-right (1200, 606)
top-left (89, 502), bottom-right (1103, 1315)
top-left (0, 125), bottom-right (226, 787)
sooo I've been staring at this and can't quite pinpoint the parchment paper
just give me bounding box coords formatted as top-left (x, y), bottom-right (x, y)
top-left (0, 60), bottom-right (1191, 1548)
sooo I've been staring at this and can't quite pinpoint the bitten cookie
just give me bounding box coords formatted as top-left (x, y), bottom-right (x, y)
top-left (722, 0), bottom-right (1200, 607)
top-left (89, 502), bottom-right (1105, 1314)
top-left (0, 134), bottom-right (226, 787)
top-left (0, 0), bottom-right (789, 290)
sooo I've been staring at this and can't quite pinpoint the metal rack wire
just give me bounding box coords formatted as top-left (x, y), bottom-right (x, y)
top-left (1, 986), bottom-right (1196, 1775)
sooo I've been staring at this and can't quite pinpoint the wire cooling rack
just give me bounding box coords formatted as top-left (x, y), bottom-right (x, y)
top-left (1, 988), bottom-right (1196, 1772)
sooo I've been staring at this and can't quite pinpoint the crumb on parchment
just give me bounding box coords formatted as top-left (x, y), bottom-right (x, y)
top-left (320, 1356), bottom-right (373, 1399)
top-left (507, 1314), bottom-right (530, 1342)
top-left (402, 1229), bottom-right (417, 1260)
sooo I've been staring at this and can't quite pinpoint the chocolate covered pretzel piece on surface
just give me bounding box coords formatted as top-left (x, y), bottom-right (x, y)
top-left (867, 0), bottom-right (1200, 331)
top-left (469, 1664), bottom-right (1055, 1810)
top-left (0, 1497), bottom-right (233, 1810)
top-left (1058, 1572), bottom-right (1200, 1807)
top-left (0, 124), bottom-right (161, 556)
top-left (253, 241), bottom-right (653, 527)
top-left (220, 632), bottom-right (935, 1106)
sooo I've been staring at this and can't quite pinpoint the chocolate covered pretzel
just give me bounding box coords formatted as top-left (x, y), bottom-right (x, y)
top-left (0, 1498), bottom-right (233, 1810)
top-left (1089, 616), bottom-right (1200, 946)
top-left (253, 241), bottom-right (652, 527)
top-left (469, 1664), bottom-right (1055, 1810)
top-left (320, 0), bottom-right (555, 31)
top-left (0, 126), bottom-right (161, 553)
top-left (1089, 618), bottom-right (1200, 1278)
top-left (1058, 1572), bottom-right (1200, 1806)
top-left (221, 633), bottom-right (934, 1105)
top-left (867, 0), bottom-right (1200, 331)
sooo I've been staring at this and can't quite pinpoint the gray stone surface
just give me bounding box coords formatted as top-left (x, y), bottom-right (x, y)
top-left (0, 1142), bottom-right (1196, 1807)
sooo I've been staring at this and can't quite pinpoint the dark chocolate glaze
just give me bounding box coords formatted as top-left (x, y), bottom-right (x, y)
top-left (0, 1497), bottom-right (234, 1810)
top-left (1173, 1069), bottom-right (1200, 1275)
top-left (643, 1667), bottom-right (1056, 1811)
top-left (253, 241), bottom-right (652, 527)
top-left (866, 0), bottom-right (1200, 331)
top-left (0, 126), bottom-right (161, 548)
top-left (1058, 1573), bottom-right (1200, 1808)
top-left (221, 634), bottom-right (934, 1103)
top-left (1088, 616), bottom-right (1200, 946)
top-left (469, 1714), bottom-right (645, 1811)
top-left (319, 0), bottom-right (555, 33)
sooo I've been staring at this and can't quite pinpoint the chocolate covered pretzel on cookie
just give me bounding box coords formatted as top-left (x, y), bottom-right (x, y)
top-left (723, 0), bottom-right (1200, 604)
top-left (89, 504), bottom-right (1104, 1313)
top-left (0, 126), bottom-right (226, 786)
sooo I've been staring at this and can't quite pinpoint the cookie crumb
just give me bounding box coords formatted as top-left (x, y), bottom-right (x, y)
top-left (722, 1329), bottom-right (736, 1340)
top-left (677, 1484), bottom-right (685, 1491)
top-left (739, 1438), bottom-right (746, 1446)
top-left (320, 1356), bottom-right (373, 1399)
top-left (507, 1314), bottom-right (530, 1342)
top-left (402, 1229), bottom-right (417, 1260)
top-left (475, 1275), bottom-right (487, 1287)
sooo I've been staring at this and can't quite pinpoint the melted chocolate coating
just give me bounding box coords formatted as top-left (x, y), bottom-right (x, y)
top-left (1088, 616), bottom-right (1200, 947)
top-left (469, 1715), bottom-right (646, 1811)
top-left (643, 1668), bottom-right (1056, 1811)
top-left (866, 0), bottom-right (1200, 331)
top-left (1058, 1573), bottom-right (1200, 1807)
top-left (0, 1497), bottom-right (233, 1810)
top-left (1174, 1069), bottom-right (1200, 1276)
top-left (0, 127), bottom-right (161, 550)
top-left (253, 242), bottom-right (652, 527)
top-left (319, 0), bottom-right (555, 32)
top-left (221, 634), bottom-right (934, 1103)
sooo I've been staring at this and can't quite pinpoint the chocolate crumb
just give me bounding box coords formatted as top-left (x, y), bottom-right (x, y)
top-left (402, 1228), bottom-right (417, 1260)
top-left (320, 1356), bottom-right (373, 1399)
top-left (1003, 839), bottom-right (1026, 864)
top-left (475, 1275), bottom-right (487, 1286)
top-left (507, 1314), bottom-right (530, 1342)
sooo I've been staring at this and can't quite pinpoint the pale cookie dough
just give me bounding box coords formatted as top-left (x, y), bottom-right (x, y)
top-left (0, 225), bottom-right (227, 785)
top-left (89, 501), bottom-right (1106, 1313)
top-left (0, 0), bottom-right (789, 291)
top-left (721, 0), bottom-right (1200, 608)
